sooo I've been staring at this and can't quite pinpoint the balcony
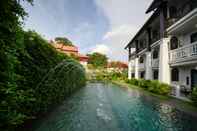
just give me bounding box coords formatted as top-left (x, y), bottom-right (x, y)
top-left (167, 8), bottom-right (197, 35)
top-left (139, 63), bottom-right (145, 70)
top-left (166, 1), bottom-right (197, 29)
top-left (152, 59), bottom-right (159, 68)
top-left (169, 42), bottom-right (197, 65)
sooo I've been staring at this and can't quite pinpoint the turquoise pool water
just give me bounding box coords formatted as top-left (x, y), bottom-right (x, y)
top-left (33, 82), bottom-right (197, 131)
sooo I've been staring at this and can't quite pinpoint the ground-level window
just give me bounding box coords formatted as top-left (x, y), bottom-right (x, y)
top-left (171, 68), bottom-right (179, 81)
top-left (140, 71), bottom-right (145, 79)
top-left (132, 73), bottom-right (135, 78)
top-left (153, 70), bottom-right (158, 80)
top-left (191, 32), bottom-right (197, 43)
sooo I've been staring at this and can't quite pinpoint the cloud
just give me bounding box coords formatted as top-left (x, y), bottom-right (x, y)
top-left (94, 0), bottom-right (152, 61)
top-left (92, 44), bottom-right (110, 55)
top-left (103, 25), bottom-right (135, 40)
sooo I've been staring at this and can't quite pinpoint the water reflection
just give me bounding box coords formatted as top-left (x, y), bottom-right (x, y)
top-left (33, 82), bottom-right (197, 131)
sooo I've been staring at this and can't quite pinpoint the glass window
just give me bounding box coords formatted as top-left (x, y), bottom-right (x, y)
top-left (139, 57), bottom-right (144, 63)
top-left (191, 32), bottom-right (197, 43)
top-left (153, 50), bottom-right (159, 59)
top-left (140, 71), bottom-right (145, 79)
top-left (170, 36), bottom-right (179, 50)
top-left (171, 68), bottom-right (179, 81)
top-left (153, 70), bottom-right (158, 80)
top-left (169, 6), bottom-right (177, 18)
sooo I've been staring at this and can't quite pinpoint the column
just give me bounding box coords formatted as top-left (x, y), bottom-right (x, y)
top-left (128, 47), bottom-right (132, 79)
top-left (159, 38), bottom-right (170, 84)
top-left (145, 52), bottom-right (152, 80)
top-left (135, 57), bottom-right (139, 79)
top-left (128, 60), bottom-right (132, 79)
top-left (145, 28), bottom-right (152, 80)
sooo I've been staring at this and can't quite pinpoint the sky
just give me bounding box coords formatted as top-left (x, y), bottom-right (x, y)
top-left (22, 0), bottom-right (152, 62)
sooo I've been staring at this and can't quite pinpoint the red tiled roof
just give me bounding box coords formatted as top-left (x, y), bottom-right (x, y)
top-left (62, 45), bottom-right (78, 52)
top-left (78, 54), bottom-right (89, 62)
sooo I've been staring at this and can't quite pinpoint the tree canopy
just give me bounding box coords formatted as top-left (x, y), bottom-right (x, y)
top-left (55, 37), bottom-right (73, 46)
top-left (87, 52), bottom-right (108, 68)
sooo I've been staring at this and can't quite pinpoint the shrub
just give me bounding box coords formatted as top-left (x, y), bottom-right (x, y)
top-left (0, 31), bottom-right (86, 130)
top-left (125, 79), bottom-right (171, 95)
top-left (126, 78), bottom-right (139, 86)
top-left (191, 88), bottom-right (197, 105)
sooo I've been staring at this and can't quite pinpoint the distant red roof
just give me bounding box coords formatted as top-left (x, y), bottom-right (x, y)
top-left (62, 45), bottom-right (78, 52)
top-left (107, 61), bottom-right (128, 69)
top-left (78, 54), bottom-right (89, 62)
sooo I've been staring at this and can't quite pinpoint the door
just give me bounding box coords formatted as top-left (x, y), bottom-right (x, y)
top-left (191, 69), bottom-right (197, 89)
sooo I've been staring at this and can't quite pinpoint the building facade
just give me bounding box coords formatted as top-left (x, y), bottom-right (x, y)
top-left (126, 0), bottom-right (197, 92)
top-left (52, 42), bottom-right (89, 67)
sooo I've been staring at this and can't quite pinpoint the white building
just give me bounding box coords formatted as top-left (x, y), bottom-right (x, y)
top-left (126, 0), bottom-right (197, 93)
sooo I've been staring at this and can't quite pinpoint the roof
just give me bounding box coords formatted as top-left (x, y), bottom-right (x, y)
top-left (125, 11), bottom-right (159, 49)
top-left (78, 54), bottom-right (89, 62)
top-left (146, 0), bottom-right (163, 13)
top-left (62, 45), bottom-right (78, 52)
top-left (107, 61), bottom-right (128, 69)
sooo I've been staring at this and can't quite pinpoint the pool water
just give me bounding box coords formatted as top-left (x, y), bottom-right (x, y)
top-left (33, 82), bottom-right (197, 131)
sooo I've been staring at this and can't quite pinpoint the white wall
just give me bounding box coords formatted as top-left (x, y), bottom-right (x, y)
top-left (178, 30), bottom-right (197, 46)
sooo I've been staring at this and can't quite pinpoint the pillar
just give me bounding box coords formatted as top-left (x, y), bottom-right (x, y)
top-left (159, 38), bottom-right (170, 84)
top-left (135, 57), bottom-right (139, 79)
top-left (145, 52), bottom-right (152, 80)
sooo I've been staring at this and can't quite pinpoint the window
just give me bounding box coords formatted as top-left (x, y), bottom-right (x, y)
top-left (171, 68), bottom-right (179, 81)
top-left (170, 36), bottom-right (179, 50)
top-left (132, 73), bottom-right (135, 78)
top-left (153, 49), bottom-right (159, 59)
top-left (153, 70), bottom-right (158, 80)
top-left (169, 6), bottom-right (178, 18)
top-left (139, 57), bottom-right (144, 63)
top-left (186, 77), bottom-right (189, 85)
top-left (140, 71), bottom-right (145, 79)
top-left (191, 32), bottom-right (197, 43)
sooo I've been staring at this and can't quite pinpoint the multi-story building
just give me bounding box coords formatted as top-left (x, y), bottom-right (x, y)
top-left (126, 0), bottom-right (197, 93)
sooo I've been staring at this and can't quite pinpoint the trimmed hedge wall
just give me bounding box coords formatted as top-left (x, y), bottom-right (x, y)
top-left (125, 78), bottom-right (171, 95)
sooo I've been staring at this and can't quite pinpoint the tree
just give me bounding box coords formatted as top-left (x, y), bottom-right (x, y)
top-left (88, 52), bottom-right (108, 68)
top-left (55, 37), bottom-right (73, 46)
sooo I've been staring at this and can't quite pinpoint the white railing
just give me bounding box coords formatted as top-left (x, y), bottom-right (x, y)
top-left (169, 42), bottom-right (197, 63)
top-left (139, 63), bottom-right (145, 69)
top-left (152, 59), bottom-right (159, 68)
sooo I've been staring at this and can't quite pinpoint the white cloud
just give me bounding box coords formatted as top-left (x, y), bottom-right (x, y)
top-left (94, 0), bottom-right (152, 62)
top-left (92, 44), bottom-right (110, 55)
top-left (103, 25), bottom-right (135, 40)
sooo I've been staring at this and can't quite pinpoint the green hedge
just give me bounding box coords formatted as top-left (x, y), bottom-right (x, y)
top-left (191, 88), bottom-right (197, 105)
top-left (0, 31), bottom-right (86, 130)
top-left (125, 78), bottom-right (171, 95)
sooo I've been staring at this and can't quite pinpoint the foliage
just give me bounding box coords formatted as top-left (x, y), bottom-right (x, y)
top-left (0, 1), bottom-right (86, 130)
top-left (70, 53), bottom-right (80, 61)
top-left (191, 87), bottom-right (197, 105)
top-left (0, 30), bottom-right (86, 130)
top-left (87, 52), bottom-right (108, 68)
top-left (55, 37), bottom-right (73, 46)
top-left (125, 79), bottom-right (171, 95)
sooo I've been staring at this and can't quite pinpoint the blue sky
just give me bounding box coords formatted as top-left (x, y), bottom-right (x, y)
top-left (22, 0), bottom-right (152, 62)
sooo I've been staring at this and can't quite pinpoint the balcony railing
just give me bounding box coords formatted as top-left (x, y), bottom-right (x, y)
top-left (139, 63), bottom-right (145, 69)
top-left (169, 42), bottom-right (197, 64)
top-left (166, 1), bottom-right (197, 28)
top-left (152, 59), bottom-right (159, 68)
